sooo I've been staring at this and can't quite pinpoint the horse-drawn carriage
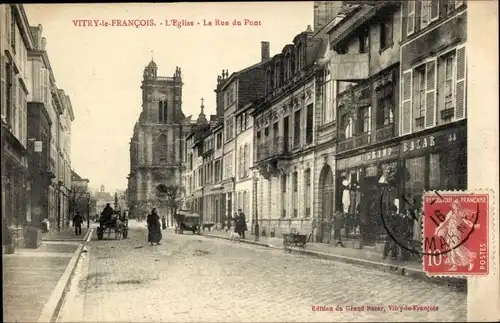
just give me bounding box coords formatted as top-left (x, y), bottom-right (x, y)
top-left (173, 210), bottom-right (201, 235)
top-left (96, 212), bottom-right (129, 240)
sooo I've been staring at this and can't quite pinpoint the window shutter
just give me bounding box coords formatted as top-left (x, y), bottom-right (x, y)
top-left (244, 143), bottom-right (248, 176)
top-left (430, 0), bottom-right (439, 21)
top-left (401, 70), bottom-right (413, 134)
top-left (425, 59), bottom-right (437, 128)
top-left (455, 46), bottom-right (466, 119)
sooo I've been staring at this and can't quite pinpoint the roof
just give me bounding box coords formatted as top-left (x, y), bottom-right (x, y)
top-left (219, 58), bottom-right (271, 91)
top-left (71, 170), bottom-right (88, 182)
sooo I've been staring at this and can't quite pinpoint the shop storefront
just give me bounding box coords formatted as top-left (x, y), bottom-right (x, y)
top-left (399, 121), bottom-right (467, 213)
top-left (336, 144), bottom-right (400, 245)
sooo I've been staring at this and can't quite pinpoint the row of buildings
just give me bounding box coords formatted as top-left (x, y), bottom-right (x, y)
top-left (128, 0), bottom-right (468, 245)
top-left (1, 5), bottom-right (80, 245)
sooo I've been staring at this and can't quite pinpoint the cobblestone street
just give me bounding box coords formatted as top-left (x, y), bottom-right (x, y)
top-left (57, 221), bottom-right (466, 322)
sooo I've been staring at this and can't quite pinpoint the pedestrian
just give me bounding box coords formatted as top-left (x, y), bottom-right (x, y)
top-left (237, 208), bottom-right (247, 239)
top-left (147, 208), bottom-right (162, 246)
top-left (382, 204), bottom-right (400, 260)
top-left (333, 209), bottom-right (345, 247)
top-left (161, 215), bottom-right (167, 230)
top-left (73, 211), bottom-right (83, 236)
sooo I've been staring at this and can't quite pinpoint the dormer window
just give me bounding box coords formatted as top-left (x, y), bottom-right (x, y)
top-left (274, 61), bottom-right (281, 87)
top-left (266, 68), bottom-right (272, 93)
top-left (284, 53), bottom-right (291, 79)
top-left (290, 53), bottom-right (296, 76)
top-left (297, 43), bottom-right (304, 70)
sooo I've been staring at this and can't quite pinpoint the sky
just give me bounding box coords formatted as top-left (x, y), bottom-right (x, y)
top-left (24, 2), bottom-right (313, 193)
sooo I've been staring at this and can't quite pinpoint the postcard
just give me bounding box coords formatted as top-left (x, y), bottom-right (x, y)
top-left (1, 2), bottom-right (498, 322)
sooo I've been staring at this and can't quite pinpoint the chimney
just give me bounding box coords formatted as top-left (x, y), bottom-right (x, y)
top-left (261, 41), bottom-right (270, 61)
top-left (314, 1), bottom-right (343, 32)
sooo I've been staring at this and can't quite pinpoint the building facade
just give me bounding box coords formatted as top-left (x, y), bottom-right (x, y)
top-left (399, 0), bottom-right (467, 211)
top-left (1, 4), bottom-right (34, 245)
top-left (219, 43), bottom-right (269, 227)
top-left (322, 2), bottom-right (403, 246)
top-left (128, 61), bottom-right (194, 224)
top-left (252, 26), bottom-right (325, 238)
top-left (57, 89), bottom-right (74, 228)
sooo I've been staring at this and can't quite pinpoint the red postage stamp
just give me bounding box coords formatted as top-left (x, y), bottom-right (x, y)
top-left (422, 191), bottom-right (489, 276)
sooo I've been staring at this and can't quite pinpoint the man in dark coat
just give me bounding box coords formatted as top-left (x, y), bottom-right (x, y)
top-left (100, 203), bottom-right (114, 225)
top-left (147, 208), bottom-right (162, 245)
top-left (383, 204), bottom-right (400, 260)
top-left (73, 211), bottom-right (83, 236)
top-left (237, 209), bottom-right (247, 239)
top-left (333, 210), bottom-right (345, 247)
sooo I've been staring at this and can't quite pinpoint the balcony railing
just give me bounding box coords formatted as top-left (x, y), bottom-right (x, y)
top-left (255, 136), bottom-right (292, 162)
top-left (375, 123), bottom-right (395, 142)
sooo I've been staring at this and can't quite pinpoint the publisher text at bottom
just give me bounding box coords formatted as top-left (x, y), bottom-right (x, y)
top-left (311, 305), bottom-right (439, 313)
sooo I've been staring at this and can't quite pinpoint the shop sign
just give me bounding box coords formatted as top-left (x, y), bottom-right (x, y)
top-left (337, 145), bottom-right (398, 170)
top-left (401, 129), bottom-right (459, 155)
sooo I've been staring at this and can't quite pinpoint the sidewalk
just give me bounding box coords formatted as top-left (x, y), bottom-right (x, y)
top-left (43, 226), bottom-right (91, 242)
top-left (2, 242), bottom-right (84, 322)
top-left (203, 230), bottom-right (466, 291)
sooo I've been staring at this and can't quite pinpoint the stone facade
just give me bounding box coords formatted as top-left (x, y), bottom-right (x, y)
top-left (128, 61), bottom-right (194, 225)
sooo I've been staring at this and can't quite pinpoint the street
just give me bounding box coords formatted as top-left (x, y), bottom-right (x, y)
top-left (57, 220), bottom-right (466, 322)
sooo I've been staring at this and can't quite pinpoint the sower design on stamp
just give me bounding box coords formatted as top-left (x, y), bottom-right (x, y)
top-left (422, 191), bottom-right (489, 276)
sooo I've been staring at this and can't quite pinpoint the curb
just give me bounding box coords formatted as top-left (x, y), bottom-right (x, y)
top-left (37, 243), bottom-right (84, 323)
top-left (203, 233), bottom-right (466, 291)
top-left (42, 229), bottom-right (93, 243)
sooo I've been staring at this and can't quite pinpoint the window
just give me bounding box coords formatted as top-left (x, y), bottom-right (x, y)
top-left (306, 103), bottom-right (313, 144)
top-left (284, 54), bottom-right (290, 79)
top-left (227, 87), bottom-right (235, 105)
top-left (281, 174), bottom-right (287, 218)
top-left (359, 30), bottom-right (369, 54)
top-left (274, 61), bottom-right (281, 87)
top-left (243, 143), bottom-right (249, 177)
top-left (5, 62), bottom-right (12, 124)
top-left (444, 54), bottom-right (455, 111)
top-left (336, 43), bottom-right (348, 54)
top-left (273, 121), bottom-right (279, 139)
top-left (407, 1), bottom-right (416, 36)
top-left (380, 14), bottom-right (393, 50)
top-left (421, 1), bottom-right (439, 29)
top-left (236, 116), bottom-right (241, 134)
top-left (292, 171), bottom-right (298, 217)
top-left (293, 109), bottom-right (301, 149)
top-left (238, 146), bottom-right (243, 178)
top-left (323, 68), bottom-right (335, 124)
top-left (225, 117), bottom-right (234, 141)
top-left (216, 133), bottom-right (222, 149)
top-left (266, 69), bottom-right (273, 93)
top-left (340, 113), bottom-right (353, 139)
top-left (158, 100), bottom-right (168, 123)
top-left (412, 66), bottom-right (426, 130)
top-left (290, 53), bottom-right (296, 75)
top-left (304, 169), bottom-right (311, 217)
top-left (359, 106), bottom-right (371, 133)
top-left (297, 43), bottom-right (304, 70)
top-left (376, 87), bottom-right (394, 127)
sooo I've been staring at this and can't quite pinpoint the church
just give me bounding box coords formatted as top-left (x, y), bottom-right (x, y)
top-left (127, 60), bottom-right (195, 223)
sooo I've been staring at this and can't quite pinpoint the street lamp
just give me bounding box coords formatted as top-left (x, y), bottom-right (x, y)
top-left (252, 170), bottom-right (259, 242)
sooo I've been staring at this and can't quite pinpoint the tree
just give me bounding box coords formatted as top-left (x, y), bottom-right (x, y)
top-left (156, 183), bottom-right (186, 221)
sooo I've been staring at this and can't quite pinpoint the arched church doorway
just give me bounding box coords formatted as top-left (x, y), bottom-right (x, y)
top-left (318, 165), bottom-right (334, 243)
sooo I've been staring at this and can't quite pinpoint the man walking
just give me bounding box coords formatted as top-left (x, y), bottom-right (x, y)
top-left (382, 204), bottom-right (400, 260)
top-left (237, 208), bottom-right (247, 239)
top-left (333, 209), bottom-right (345, 247)
top-left (73, 211), bottom-right (83, 236)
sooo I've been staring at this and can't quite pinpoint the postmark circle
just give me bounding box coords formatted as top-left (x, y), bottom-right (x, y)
top-left (378, 190), bottom-right (479, 257)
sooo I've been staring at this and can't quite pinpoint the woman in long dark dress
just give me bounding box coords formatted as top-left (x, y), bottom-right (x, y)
top-left (147, 208), bottom-right (162, 246)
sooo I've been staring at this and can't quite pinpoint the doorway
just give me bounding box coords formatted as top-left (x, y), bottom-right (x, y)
top-left (318, 165), bottom-right (334, 243)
